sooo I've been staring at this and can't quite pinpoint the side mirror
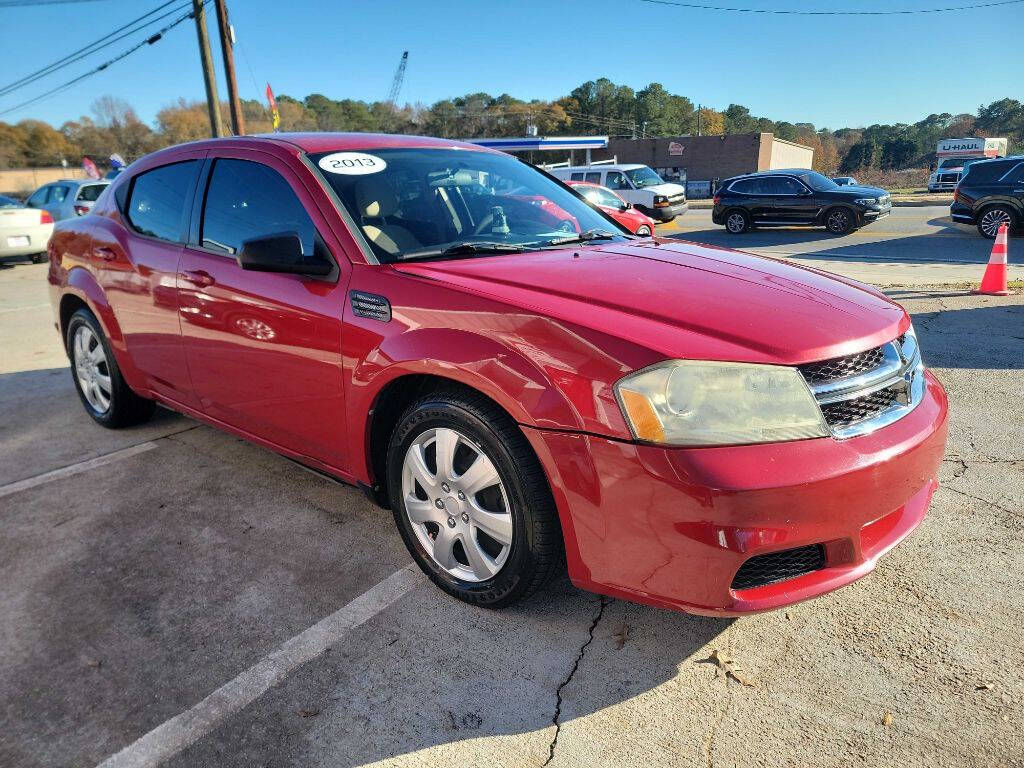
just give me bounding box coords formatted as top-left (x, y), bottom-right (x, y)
top-left (622, 201), bottom-right (633, 210)
top-left (237, 232), bottom-right (332, 277)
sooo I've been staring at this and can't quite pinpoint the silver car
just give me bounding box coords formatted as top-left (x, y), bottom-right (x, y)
top-left (25, 178), bottom-right (110, 221)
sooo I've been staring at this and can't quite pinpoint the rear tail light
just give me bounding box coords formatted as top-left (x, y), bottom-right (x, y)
top-left (74, 205), bottom-right (89, 216)
top-left (713, 195), bottom-right (721, 205)
top-left (953, 189), bottom-right (961, 204)
top-left (40, 210), bottom-right (54, 224)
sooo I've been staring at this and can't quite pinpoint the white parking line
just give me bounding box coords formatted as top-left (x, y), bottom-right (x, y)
top-left (95, 564), bottom-right (424, 768)
top-left (0, 441), bottom-right (159, 499)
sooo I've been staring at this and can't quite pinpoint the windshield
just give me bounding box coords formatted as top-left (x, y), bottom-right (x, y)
top-left (624, 166), bottom-right (664, 189)
top-left (310, 148), bottom-right (628, 263)
top-left (939, 157), bottom-right (982, 169)
top-left (800, 171), bottom-right (840, 191)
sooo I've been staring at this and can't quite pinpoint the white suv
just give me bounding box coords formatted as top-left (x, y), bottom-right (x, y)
top-left (550, 164), bottom-right (687, 222)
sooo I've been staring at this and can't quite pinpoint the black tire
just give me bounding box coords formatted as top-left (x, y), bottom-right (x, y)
top-left (724, 209), bottom-right (751, 234)
top-left (824, 206), bottom-right (855, 235)
top-left (66, 308), bottom-right (155, 428)
top-left (976, 205), bottom-right (1016, 239)
top-left (30, 253), bottom-right (45, 264)
top-left (386, 388), bottom-right (564, 608)
top-left (635, 224), bottom-right (652, 237)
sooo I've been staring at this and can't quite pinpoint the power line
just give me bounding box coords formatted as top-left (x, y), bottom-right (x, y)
top-left (0, 0), bottom-right (106, 5)
top-left (0, 2), bottom-right (205, 118)
top-left (0, 0), bottom-right (186, 98)
top-left (637, 0), bottom-right (1024, 14)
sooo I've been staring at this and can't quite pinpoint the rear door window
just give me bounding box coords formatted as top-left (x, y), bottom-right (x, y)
top-left (49, 185), bottom-right (69, 203)
top-left (584, 172), bottom-right (603, 184)
top-left (125, 160), bottom-right (199, 242)
top-left (199, 158), bottom-right (317, 256)
top-left (763, 177), bottom-right (804, 195)
top-left (76, 183), bottom-right (107, 202)
top-left (569, 173), bottom-right (585, 181)
top-left (729, 179), bottom-right (757, 194)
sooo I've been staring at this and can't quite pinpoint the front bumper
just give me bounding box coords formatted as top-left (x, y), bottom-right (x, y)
top-left (524, 370), bottom-right (948, 616)
top-left (650, 201), bottom-right (688, 222)
top-left (861, 203), bottom-right (892, 223)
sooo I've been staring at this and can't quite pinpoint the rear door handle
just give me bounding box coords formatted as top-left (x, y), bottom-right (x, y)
top-left (182, 269), bottom-right (215, 287)
top-left (95, 246), bottom-right (116, 261)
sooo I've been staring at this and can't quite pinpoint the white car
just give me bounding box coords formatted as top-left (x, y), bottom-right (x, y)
top-left (0, 195), bottom-right (54, 263)
top-left (550, 164), bottom-right (687, 222)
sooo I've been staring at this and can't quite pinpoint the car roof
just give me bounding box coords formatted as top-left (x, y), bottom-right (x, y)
top-left (723, 168), bottom-right (815, 183)
top-left (155, 132), bottom-right (500, 155)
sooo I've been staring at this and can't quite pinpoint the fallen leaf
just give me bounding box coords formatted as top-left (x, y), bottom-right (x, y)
top-left (613, 623), bottom-right (631, 650)
top-left (84, 658), bottom-right (102, 669)
top-left (784, 611), bottom-right (792, 621)
top-left (709, 649), bottom-right (732, 668)
top-left (727, 669), bottom-right (758, 687)
top-left (297, 708), bottom-right (320, 718)
top-left (882, 711), bottom-right (893, 726)
top-left (976, 683), bottom-right (994, 691)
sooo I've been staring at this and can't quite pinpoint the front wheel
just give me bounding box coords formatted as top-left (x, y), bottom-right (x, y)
top-left (386, 388), bottom-right (564, 607)
top-left (977, 206), bottom-right (1015, 239)
top-left (635, 225), bottom-right (652, 237)
top-left (67, 308), bottom-right (155, 428)
top-left (824, 207), bottom-right (855, 235)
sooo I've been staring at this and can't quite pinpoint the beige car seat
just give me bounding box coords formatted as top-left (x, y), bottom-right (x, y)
top-left (354, 176), bottom-right (421, 256)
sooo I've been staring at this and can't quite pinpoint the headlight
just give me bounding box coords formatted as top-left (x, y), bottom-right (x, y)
top-left (615, 360), bottom-right (828, 446)
top-left (853, 198), bottom-right (877, 206)
top-left (653, 194), bottom-right (669, 207)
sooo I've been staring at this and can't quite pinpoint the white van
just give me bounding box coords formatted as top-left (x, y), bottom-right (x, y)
top-left (550, 164), bottom-right (687, 222)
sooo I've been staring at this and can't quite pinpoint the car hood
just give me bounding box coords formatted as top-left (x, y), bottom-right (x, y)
top-left (644, 182), bottom-right (686, 197)
top-left (393, 239), bottom-right (907, 366)
top-left (834, 185), bottom-right (888, 197)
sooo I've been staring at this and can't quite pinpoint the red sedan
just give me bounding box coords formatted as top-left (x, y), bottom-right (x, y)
top-left (566, 180), bottom-right (657, 236)
top-left (47, 133), bottom-right (947, 616)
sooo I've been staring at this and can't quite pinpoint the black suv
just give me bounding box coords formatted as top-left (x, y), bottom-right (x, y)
top-left (712, 169), bottom-right (891, 235)
top-left (950, 155), bottom-right (1024, 238)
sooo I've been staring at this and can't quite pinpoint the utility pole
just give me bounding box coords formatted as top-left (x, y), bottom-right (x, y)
top-left (214, 0), bottom-right (244, 135)
top-left (192, 0), bottom-right (224, 138)
top-left (697, 104), bottom-right (702, 137)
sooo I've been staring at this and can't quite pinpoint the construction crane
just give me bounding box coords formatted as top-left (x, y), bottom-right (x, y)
top-left (386, 51), bottom-right (408, 106)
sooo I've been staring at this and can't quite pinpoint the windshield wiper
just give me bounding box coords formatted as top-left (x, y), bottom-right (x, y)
top-left (399, 241), bottom-right (527, 262)
top-left (542, 229), bottom-right (620, 247)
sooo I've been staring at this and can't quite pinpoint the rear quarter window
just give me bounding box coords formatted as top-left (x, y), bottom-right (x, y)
top-left (76, 183), bottom-right (108, 202)
top-left (964, 160), bottom-right (1013, 184)
top-left (125, 161), bottom-right (199, 242)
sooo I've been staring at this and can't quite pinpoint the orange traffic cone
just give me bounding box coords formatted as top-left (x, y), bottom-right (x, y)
top-left (973, 223), bottom-right (1010, 296)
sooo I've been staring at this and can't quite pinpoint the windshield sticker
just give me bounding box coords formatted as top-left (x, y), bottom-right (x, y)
top-left (318, 152), bottom-right (386, 175)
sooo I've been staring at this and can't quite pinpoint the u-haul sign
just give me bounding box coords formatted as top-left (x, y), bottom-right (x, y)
top-left (936, 137), bottom-right (1008, 158)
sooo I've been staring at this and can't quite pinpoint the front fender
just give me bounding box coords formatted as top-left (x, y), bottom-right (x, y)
top-left (346, 326), bottom-right (589, 482)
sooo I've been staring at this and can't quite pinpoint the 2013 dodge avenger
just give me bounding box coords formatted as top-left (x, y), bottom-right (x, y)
top-left (47, 134), bottom-right (948, 616)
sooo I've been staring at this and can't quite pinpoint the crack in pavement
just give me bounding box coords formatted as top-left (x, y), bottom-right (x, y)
top-left (940, 484), bottom-right (1017, 517)
top-left (543, 596), bottom-right (610, 766)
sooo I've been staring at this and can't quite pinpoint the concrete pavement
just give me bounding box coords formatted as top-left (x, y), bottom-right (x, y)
top-left (1, 257), bottom-right (1022, 768)
top-left (657, 206), bottom-right (1024, 286)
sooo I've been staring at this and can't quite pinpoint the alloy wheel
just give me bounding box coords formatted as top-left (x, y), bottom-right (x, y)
top-left (980, 208), bottom-right (1012, 238)
top-left (401, 427), bottom-right (513, 582)
top-left (826, 209), bottom-right (851, 233)
top-left (73, 324), bottom-right (112, 413)
top-left (726, 212), bottom-right (747, 233)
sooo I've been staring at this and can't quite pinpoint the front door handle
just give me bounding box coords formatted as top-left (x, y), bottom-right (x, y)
top-left (182, 269), bottom-right (215, 287)
top-left (95, 246), bottom-right (116, 261)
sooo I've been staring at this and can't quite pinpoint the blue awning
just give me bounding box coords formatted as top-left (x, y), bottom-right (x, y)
top-left (467, 136), bottom-right (609, 152)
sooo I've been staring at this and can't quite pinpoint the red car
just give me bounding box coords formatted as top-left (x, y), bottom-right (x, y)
top-left (47, 134), bottom-right (948, 616)
top-left (566, 180), bottom-right (657, 236)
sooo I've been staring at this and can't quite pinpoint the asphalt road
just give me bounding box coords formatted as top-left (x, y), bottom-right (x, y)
top-left (1, 255), bottom-right (1022, 768)
top-left (657, 206), bottom-right (1023, 286)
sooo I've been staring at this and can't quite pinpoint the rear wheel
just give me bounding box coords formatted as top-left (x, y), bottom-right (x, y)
top-left (67, 308), bottom-right (155, 428)
top-left (977, 205), bottom-right (1015, 239)
top-left (824, 207), bottom-right (855, 235)
top-left (386, 388), bottom-right (563, 607)
top-left (725, 210), bottom-right (751, 234)
top-left (30, 253), bottom-right (45, 264)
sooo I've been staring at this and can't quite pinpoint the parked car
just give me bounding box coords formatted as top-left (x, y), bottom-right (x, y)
top-left (832, 176), bottom-right (858, 186)
top-left (713, 169), bottom-right (891, 234)
top-left (25, 178), bottom-right (110, 221)
top-left (1, 194), bottom-right (54, 263)
top-left (549, 164), bottom-right (687, 222)
top-left (566, 180), bottom-right (657, 236)
top-left (48, 134), bottom-right (947, 616)
top-left (950, 155), bottom-right (1024, 238)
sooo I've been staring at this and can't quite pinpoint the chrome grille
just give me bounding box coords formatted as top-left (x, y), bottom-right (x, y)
top-left (800, 330), bottom-right (925, 439)
top-left (799, 346), bottom-right (885, 384)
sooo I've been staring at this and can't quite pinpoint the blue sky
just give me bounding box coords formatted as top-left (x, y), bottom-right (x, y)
top-left (1, 0), bottom-right (1020, 130)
